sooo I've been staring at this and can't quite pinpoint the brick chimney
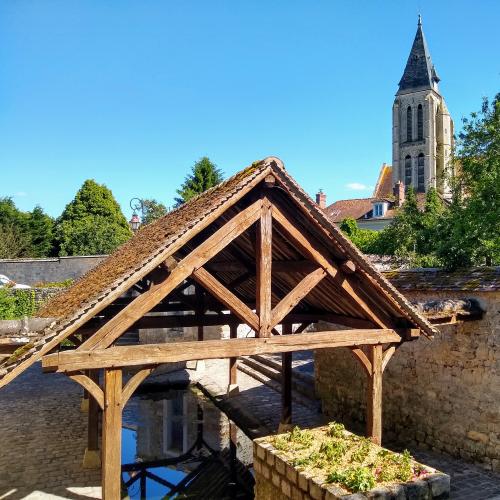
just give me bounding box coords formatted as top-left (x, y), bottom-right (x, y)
top-left (393, 181), bottom-right (405, 207)
top-left (316, 189), bottom-right (326, 209)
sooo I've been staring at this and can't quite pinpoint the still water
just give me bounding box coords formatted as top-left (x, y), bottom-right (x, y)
top-left (121, 383), bottom-right (255, 499)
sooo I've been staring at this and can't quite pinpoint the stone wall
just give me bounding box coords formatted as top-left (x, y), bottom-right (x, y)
top-left (315, 290), bottom-right (500, 472)
top-left (0, 255), bottom-right (105, 285)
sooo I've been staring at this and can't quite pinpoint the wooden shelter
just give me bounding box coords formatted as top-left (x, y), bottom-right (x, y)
top-left (0, 157), bottom-right (435, 499)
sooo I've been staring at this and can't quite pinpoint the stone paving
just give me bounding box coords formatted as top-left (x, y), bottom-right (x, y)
top-left (0, 360), bottom-right (499, 499)
top-left (0, 365), bottom-right (101, 499)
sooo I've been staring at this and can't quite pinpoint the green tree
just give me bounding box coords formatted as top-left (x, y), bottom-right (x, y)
top-left (142, 199), bottom-right (169, 225)
top-left (28, 206), bottom-right (55, 257)
top-left (339, 218), bottom-right (381, 254)
top-left (55, 179), bottom-right (132, 256)
top-left (175, 157), bottom-right (223, 206)
top-left (437, 93), bottom-right (500, 268)
top-left (0, 198), bottom-right (55, 257)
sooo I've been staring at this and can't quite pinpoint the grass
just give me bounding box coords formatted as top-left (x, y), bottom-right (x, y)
top-left (268, 424), bottom-right (432, 493)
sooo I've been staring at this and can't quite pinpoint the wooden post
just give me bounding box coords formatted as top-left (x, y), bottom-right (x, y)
top-left (83, 370), bottom-right (101, 469)
top-left (81, 369), bottom-right (90, 412)
top-left (228, 324), bottom-right (238, 395)
top-left (366, 345), bottom-right (383, 445)
top-left (256, 197), bottom-right (272, 337)
top-left (196, 284), bottom-right (204, 342)
top-left (280, 323), bottom-right (293, 430)
top-left (102, 368), bottom-right (123, 500)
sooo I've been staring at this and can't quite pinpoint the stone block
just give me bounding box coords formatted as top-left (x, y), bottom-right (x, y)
top-left (267, 450), bottom-right (275, 467)
top-left (286, 463), bottom-right (298, 484)
top-left (281, 478), bottom-right (291, 497)
top-left (427, 474), bottom-right (450, 498)
top-left (298, 471), bottom-right (311, 492)
top-left (262, 463), bottom-right (270, 480)
top-left (291, 485), bottom-right (304, 500)
top-left (275, 455), bottom-right (286, 475)
top-left (272, 470), bottom-right (281, 489)
top-left (404, 479), bottom-right (429, 499)
top-left (309, 476), bottom-right (324, 499)
top-left (253, 458), bottom-right (262, 474)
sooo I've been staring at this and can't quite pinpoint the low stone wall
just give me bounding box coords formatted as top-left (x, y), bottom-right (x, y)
top-left (0, 255), bottom-right (105, 285)
top-left (315, 290), bottom-right (500, 472)
top-left (253, 436), bottom-right (450, 499)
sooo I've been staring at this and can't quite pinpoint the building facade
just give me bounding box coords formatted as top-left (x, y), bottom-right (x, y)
top-left (392, 16), bottom-right (454, 198)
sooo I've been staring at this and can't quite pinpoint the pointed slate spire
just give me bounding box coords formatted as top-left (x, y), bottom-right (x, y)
top-left (398, 16), bottom-right (440, 94)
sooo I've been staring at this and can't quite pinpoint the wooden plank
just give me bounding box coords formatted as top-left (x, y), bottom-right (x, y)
top-left (80, 199), bottom-right (262, 351)
top-left (382, 345), bottom-right (396, 372)
top-left (43, 329), bottom-right (402, 372)
top-left (256, 197), bottom-right (273, 337)
top-left (270, 267), bottom-right (326, 329)
top-left (102, 368), bottom-right (122, 500)
top-left (366, 345), bottom-right (383, 445)
top-left (207, 260), bottom-right (317, 274)
top-left (192, 267), bottom-right (260, 331)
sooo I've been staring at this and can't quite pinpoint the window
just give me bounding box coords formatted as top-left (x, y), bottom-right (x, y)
top-left (406, 106), bottom-right (412, 141)
top-left (405, 155), bottom-right (412, 187)
top-left (417, 154), bottom-right (425, 192)
top-left (417, 104), bottom-right (423, 140)
top-left (374, 203), bottom-right (384, 217)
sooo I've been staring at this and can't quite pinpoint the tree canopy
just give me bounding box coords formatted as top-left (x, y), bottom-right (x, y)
top-left (141, 199), bottom-right (169, 225)
top-left (54, 180), bottom-right (132, 256)
top-left (0, 198), bottom-right (54, 258)
top-left (175, 157), bottom-right (224, 206)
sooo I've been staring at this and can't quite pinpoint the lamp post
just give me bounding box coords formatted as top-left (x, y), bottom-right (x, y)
top-left (129, 198), bottom-right (144, 233)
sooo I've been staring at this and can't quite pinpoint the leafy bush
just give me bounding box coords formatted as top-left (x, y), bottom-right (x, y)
top-left (0, 289), bottom-right (36, 319)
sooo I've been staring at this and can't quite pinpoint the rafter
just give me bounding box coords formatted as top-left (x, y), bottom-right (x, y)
top-left (270, 267), bottom-right (326, 329)
top-left (192, 267), bottom-right (259, 331)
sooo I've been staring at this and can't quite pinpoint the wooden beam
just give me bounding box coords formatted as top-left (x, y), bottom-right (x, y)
top-left (256, 197), bottom-right (273, 337)
top-left (80, 199), bottom-right (262, 351)
top-left (69, 373), bottom-right (104, 410)
top-left (207, 260), bottom-right (318, 274)
top-left (83, 369), bottom-right (101, 469)
top-left (229, 324), bottom-right (238, 387)
top-left (272, 204), bottom-right (391, 329)
top-left (43, 329), bottom-right (402, 372)
top-left (192, 267), bottom-right (259, 331)
top-left (270, 267), bottom-right (326, 329)
top-left (122, 367), bottom-right (154, 405)
top-left (349, 348), bottom-right (372, 377)
top-left (281, 323), bottom-right (293, 425)
top-left (102, 368), bottom-right (123, 500)
top-left (382, 345), bottom-right (396, 372)
top-left (366, 345), bottom-right (383, 445)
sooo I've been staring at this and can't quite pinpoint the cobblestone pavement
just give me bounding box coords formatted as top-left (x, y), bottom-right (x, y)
top-left (0, 365), bottom-right (101, 499)
top-left (1, 361), bottom-right (499, 499)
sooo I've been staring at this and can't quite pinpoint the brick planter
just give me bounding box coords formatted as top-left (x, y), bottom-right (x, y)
top-left (253, 427), bottom-right (450, 500)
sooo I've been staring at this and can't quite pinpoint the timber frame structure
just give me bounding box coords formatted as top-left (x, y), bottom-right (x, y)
top-left (0, 157), bottom-right (435, 499)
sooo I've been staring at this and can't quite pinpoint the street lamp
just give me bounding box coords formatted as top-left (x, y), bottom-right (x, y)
top-left (129, 198), bottom-right (144, 233)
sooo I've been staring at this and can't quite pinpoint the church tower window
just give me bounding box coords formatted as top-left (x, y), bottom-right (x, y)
top-left (406, 106), bottom-right (413, 141)
top-left (405, 155), bottom-right (412, 187)
top-left (417, 104), bottom-right (424, 140)
top-left (417, 154), bottom-right (425, 192)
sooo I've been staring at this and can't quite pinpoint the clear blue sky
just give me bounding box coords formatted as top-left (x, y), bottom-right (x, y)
top-left (1, 1), bottom-right (498, 219)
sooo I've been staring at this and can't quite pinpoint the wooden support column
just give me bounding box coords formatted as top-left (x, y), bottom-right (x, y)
top-left (228, 323), bottom-right (238, 395)
top-left (366, 344), bottom-right (383, 445)
top-left (280, 323), bottom-right (293, 431)
top-left (81, 370), bottom-right (90, 412)
top-left (83, 370), bottom-right (101, 469)
top-left (256, 197), bottom-right (272, 337)
top-left (102, 368), bottom-right (123, 500)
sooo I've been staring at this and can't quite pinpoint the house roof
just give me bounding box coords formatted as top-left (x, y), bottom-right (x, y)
top-left (324, 198), bottom-right (374, 223)
top-left (373, 164), bottom-right (393, 199)
top-left (0, 157), bottom-right (436, 388)
top-left (384, 267), bottom-right (500, 292)
top-left (398, 16), bottom-right (440, 95)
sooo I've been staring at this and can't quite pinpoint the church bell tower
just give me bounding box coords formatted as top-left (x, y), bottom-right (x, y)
top-left (392, 16), bottom-right (454, 198)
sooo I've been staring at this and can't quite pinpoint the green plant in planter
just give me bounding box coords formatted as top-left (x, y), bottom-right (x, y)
top-left (327, 422), bottom-right (346, 438)
top-left (344, 467), bottom-right (376, 492)
top-left (350, 437), bottom-right (371, 463)
top-left (274, 426), bottom-right (314, 451)
top-left (319, 439), bottom-right (349, 463)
